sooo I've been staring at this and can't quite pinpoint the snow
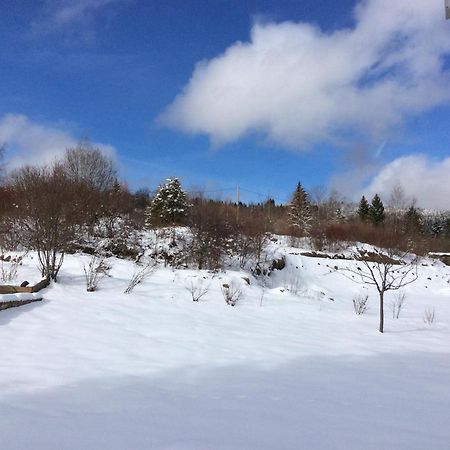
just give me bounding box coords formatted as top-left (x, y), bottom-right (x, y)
top-left (0, 241), bottom-right (449, 449)
top-left (0, 292), bottom-right (42, 303)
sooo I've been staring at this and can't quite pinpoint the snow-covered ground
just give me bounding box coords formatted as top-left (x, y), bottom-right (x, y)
top-left (1, 240), bottom-right (449, 449)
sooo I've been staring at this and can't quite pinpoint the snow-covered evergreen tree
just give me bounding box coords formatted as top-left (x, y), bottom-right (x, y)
top-left (145, 178), bottom-right (189, 227)
top-left (288, 182), bottom-right (312, 236)
top-left (431, 218), bottom-right (445, 236)
top-left (334, 207), bottom-right (346, 223)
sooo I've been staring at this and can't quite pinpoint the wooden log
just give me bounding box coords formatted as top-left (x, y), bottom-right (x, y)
top-left (0, 297), bottom-right (43, 311)
top-left (31, 277), bottom-right (51, 292)
top-left (0, 285), bottom-right (33, 294)
top-left (0, 277), bottom-right (50, 294)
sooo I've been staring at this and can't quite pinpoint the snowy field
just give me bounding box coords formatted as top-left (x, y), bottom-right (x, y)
top-left (1, 242), bottom-right (450, 449)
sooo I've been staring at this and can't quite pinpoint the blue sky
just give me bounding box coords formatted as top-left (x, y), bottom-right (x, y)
top-left (1, 0), bottom-right (450, 208)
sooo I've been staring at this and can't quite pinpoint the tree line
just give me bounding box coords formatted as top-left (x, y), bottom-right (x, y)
top-left (0, 143), bottom-right (449, 280)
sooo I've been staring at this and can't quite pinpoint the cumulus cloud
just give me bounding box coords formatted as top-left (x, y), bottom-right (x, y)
top-left (0, 113), bottom-right (116, 169)
top-left (160, 0), bottom-right (450, 149)
top-left (363, 155), bottom-right (450, 210)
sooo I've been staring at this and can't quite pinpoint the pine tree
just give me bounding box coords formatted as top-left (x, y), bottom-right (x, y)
top-left (145, 178), bottom-right (189, 227)
top-left (334, 207), bottom-right (346, 223)
top-left (403, 206), bottom-right (422, 235)
top-left (431, 219), bottom-right (444, 237)
top-left (444, 216), bottom-right (450, 238)
top-left (368, 194), bottom-right (385, 226)
top-left (288, 182), bottom-right (312, 236)
top-left (357, 196), bottom-right (370, 222)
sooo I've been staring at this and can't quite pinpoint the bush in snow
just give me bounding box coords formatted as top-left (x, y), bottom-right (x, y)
top-left (352, 294), bottom-right (369, 315)
top-left (221, 281), bottom-right (243, 306)
top-left (149, 227), bottom-right (190, 268)
top-left (390, 291), bottom-right (406, 319)
top-left (234, 210), bottom-right (270, 270)
top-left (282, 269), bottom-right (302, 295)
top-left (83, 254), bottom-right (111, 292)
top-left (124, 259), bottom-right (156, 294)
top-left (422, 307), bottom-right (436, 326)
top-left (188, 201), bottom-right (234, 270)
top-left (186, 277), bottom-right (210, 302)
top-left (0, 252), bottom-right (26, 283)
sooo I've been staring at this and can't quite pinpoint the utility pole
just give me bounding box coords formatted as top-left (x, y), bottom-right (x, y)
top-left (236, 185), bottom-right (240, 224)
top-left (446, 0), bottom-right (450, 20)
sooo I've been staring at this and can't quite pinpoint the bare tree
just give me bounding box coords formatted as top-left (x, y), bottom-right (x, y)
top-left (0, 145), bottom-right (5, 184)
top-left (60, 143), bottom-right (136, 238)
top-left (188, 200), bottom-right (234, 270)
top-left (62, 141), bottom-right (117, 192)
top-left (10, 164), bottom-right (83, 281)
top-left (339, 248), bottom-right (418, 332)
top-left (309, 184), bottom-right (327, 206)
top-left (388, 184), bottom-right (409, 234)
top-left (388, 184), bottom-right (408, 210)
top-left (235, 209), bottom-right (270, 269)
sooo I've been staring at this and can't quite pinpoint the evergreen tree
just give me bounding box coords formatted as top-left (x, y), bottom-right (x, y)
top-left (444, 216), bottom-right (450, 238)
top-left (431, 219), bottom-right (444, 237)
top-left (145, 178), bottom-right (189, 227)
top-left (288, 182), bottom-right (312, 236)
top-left (357, 196), bottom-right (370, 222)
top-left (368, 194), bottom-right (385, 226)
top-left (403, 206), bottom-right (422, 235)
top-left (334, 207), bottom-right (346, 223)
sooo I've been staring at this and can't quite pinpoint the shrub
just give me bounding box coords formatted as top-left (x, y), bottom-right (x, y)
top-left (423, 307), bottom-right (436, 325)
top-left (352, 294), bottom-right (369, 315)
top-left (390, 292), bottom-right (406, 319)
top-left (83, 254), bottom-right (111, 292)
top-left (124, 259), bottom-right (156, 294)
top-left (188, 201), bottom-right (235, 270)
top-left (186, 277), bottom-right (210, 302)
top-left (221, 281), bottom-right (242, 306)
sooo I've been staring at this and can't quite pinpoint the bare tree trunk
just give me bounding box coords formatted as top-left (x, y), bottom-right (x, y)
top-left (379, 290), bottom-right (384, 333)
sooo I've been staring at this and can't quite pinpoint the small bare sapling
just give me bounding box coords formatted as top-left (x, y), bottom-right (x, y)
top-left (390, 292), bottom-right (406, 319)
top-left (422, 307), bottom-right (436, 326)
top-left (0, 253), bottom-right (25, 283)
top-left (259, 286), bottom-right (265, 307)
top-left (124, 259), bottom-right (156, 294)
top-left (83, 254), bottom-right (111, 292)
top-left (283, 269), bottom-right (302, 295)
top-left (352, 294), bottom-right (369, 315)
top-left (186, 278), bottom-right (210, 302)
top-left (221, 281), bottom-right (243, 306)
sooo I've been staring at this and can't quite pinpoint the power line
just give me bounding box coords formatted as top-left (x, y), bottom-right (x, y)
top-left (136, 184), bottom-right (291, 204)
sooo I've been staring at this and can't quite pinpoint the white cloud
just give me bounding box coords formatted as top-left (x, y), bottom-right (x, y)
top-left (363, 155), bottom-right (450, 210)
top-left (0, 113), bottom-right (116, 169)
top-left (52, 0), bottom-right (117, 26)
top-left (160, 0), bottom-right (450, 149)
top-left (33, 0), bottom-right (122, 32)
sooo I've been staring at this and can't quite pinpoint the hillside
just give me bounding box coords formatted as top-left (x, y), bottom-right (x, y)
top-left (0, 237), bottom-right (449, 449)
